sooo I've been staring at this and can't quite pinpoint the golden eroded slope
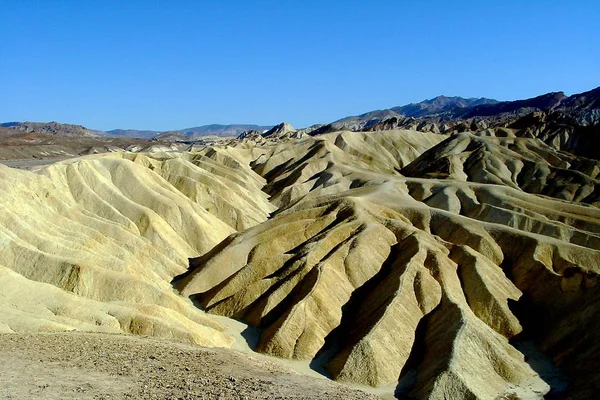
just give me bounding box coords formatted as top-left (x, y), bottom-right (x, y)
top-left (0, 150), bottom-right (274, 347)
top-left (176, 131), bottom-right (600, 399)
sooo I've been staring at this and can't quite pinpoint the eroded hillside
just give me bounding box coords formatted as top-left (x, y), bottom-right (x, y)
top-left (0, 128), bottom-right (599, 399)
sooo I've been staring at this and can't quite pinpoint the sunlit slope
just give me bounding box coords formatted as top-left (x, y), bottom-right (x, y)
top-left (0, 151), bottom-right (274, 346)
top-left (245, 129), bottom-right (447, 208)
top-left (115, 149), bottom-right (276, 230)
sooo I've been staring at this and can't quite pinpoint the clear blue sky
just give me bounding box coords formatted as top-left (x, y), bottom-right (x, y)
top-left (1, 1), bottom-right (599, 131)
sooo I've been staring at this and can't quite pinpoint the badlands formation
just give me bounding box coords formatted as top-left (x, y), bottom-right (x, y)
top-left (1, 100), bottom-right (600, 398)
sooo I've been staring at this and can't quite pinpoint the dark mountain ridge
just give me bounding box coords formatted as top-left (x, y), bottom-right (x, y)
top-left (326, 87), bottom-right (600, 132)
top-left (390, 95), bottom-right (499, 118)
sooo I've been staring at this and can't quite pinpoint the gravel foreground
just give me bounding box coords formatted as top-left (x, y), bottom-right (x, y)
top-left (0, 332), bottom-right (377, 399)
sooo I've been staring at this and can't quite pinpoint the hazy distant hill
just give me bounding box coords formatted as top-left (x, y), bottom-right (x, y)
top-left (174, 124), bottom-right (272, 138)
top-left (153, 131), bottom-right (190, 141)
top-left (1, 121), bottom-right (99, 137)
top-left (104, 129), bottom-right (160, 139)
top-left (1, 122), bottom-right (273, 139)
top-left (105, 124), bottom-right (272, 139)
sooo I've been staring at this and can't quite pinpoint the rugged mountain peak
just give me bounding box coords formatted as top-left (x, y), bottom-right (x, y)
top-left (555, 86), bottom-right (600, 126)
top-left (263, 122), bottom-right (296, 137)
top-left (237, 129), bottom-right (263, 140)
top-left (562, 86), bottom-right (600, 107)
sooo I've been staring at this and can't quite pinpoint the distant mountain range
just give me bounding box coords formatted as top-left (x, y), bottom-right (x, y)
top-left (329, 96), bottom-right (499, 131)
top-left (392, 96), bottom-right (499, 117)
top-left (0, 122), bottom-right (272, 140)
top-left (238, 86), bottom-right (600, 160)
top-left (2, 86), bottom-right (599, 140)
top-left (317, 87), bottom-right (600, 133)
top-left (102, 124), bottom-right (273, 139)
top-left (0, 121), bottom-right (101, 137)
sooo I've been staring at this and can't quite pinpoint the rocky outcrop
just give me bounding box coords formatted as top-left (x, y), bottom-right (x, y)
top-left (262, 122), bottom-right (304, 139)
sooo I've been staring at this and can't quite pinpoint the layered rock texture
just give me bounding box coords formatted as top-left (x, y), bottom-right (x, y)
top-left (2, 89), bottom-right (600, 399)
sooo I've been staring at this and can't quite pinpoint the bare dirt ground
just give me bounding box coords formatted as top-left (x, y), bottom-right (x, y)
top-left (0, 332), bottom-right (377, 400)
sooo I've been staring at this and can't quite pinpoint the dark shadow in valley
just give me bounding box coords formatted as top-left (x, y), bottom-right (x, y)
top-left (240, 324), bottom-right (261, 351)
top-left (393, 307), bottom-right (435, 399)
top-left (508, 297), bottom-right (571, 399)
